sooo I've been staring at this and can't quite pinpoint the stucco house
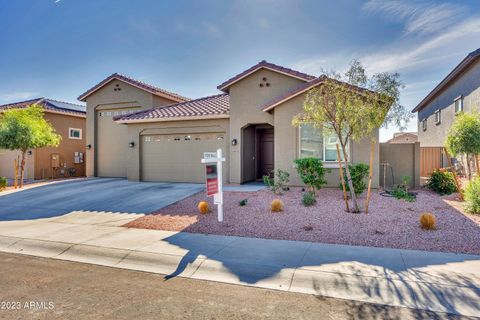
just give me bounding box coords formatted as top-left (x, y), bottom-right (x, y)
top-left (81, 61), bottom-right (380, 187)
top-left (413, 48), bottom-right (480, 147)
top-left (0, 98), bottom-right (86, 179)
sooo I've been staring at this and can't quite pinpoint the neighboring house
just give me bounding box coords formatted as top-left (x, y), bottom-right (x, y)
top-left (84, 61), bottom-right (380, 187)
top-left (413, 48), bottom-right (480, 147)
top-left (78, 73), bottom-right (189, 178)
top-left (412, 48), bottom-right (480, 177)
top-left (0, 98), bottom-right (86, 179)
top-left (386, 132), bottom-right (418, 144)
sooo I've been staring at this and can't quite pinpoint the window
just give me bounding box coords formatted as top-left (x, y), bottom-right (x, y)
top-left (434, 109), bottom-right (441, 124)
top-left (454, 96), bottom-right (463, 113)
top-left (422, 119), bottom-right (427, 131)
top-left (69, 128), bottom-right (82, 140)
top-left (299, 124), bottom-right (347, 162)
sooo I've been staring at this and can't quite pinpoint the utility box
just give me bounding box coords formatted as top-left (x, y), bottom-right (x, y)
top-left (51, 153), bottom-right (60, 168)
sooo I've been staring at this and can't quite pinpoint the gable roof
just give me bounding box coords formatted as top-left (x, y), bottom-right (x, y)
top-left (115, 93), bottom-right (229, 123)
top-left (217, 60), bottom-right (316, 92)
top-left (413, 48), bottom-right (480, 113)
top-left (0, 97), bottom-right (86, 117)
top-left (260, 76), bottom-right (377, 112)
top-left (78, 73), bottom-right (189, 103)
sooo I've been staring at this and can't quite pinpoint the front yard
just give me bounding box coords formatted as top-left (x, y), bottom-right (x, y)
top-left (125, 188), bottom-right (480, 255)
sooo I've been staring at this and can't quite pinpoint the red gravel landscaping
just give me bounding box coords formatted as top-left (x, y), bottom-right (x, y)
top-left (124, 188), bottom-right (480, 255)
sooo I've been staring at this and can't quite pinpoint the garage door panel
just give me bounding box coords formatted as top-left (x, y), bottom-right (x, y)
top-left (141, 132), bottom-right (226, 183)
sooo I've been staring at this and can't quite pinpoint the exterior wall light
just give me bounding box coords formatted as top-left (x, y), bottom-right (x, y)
top-left (86, 144), bottom-right (92, 150)
top-left (27, 150), bottom-right (33, 155)
top-left (231, 139), bottom-right (237, 146)
top-left (129, 142), bottom-right (135, 148)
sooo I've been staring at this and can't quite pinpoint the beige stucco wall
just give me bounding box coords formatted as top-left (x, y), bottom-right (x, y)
top-left (418, 59), bottom-right (480, 147)
top-left (125, 118), bottom-right (230, 183)
top-left (379, 142), bottom-right (421, 188)
top-left (227, 68), bottom-right (306, 183)
top-left (84, 79), bottom-right (178, 177)
top-left (273, 94), bottom-right (380, 188)
top-left (0, 149), bottom-right (35, 180)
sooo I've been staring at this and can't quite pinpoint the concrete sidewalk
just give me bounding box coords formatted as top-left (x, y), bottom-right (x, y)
top-left (0, 211), bottom-right (479, 317)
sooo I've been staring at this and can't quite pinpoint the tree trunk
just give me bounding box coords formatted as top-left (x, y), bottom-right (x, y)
top-left (340, 142), bottom-right (360, 213)
top-left (20, 151), bottom-right (26, 188)
top-left (466, 154), bottom-right (472, 181)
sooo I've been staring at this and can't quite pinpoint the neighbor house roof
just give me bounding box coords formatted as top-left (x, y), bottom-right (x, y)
top-left (0, 97), bottom-right (86, 117)
top-left (387, 132), bottom-right (418, 144)
top-left (78, 73), bottom-right (189, 103)
top-left (412, 48), bottom-right (480, 113)
top-left (217, 60), bottom-right (316, 92)
top-left (115, 93), bottom-right (229, 123)
top-left (260, 76), bottom-right (378, 112)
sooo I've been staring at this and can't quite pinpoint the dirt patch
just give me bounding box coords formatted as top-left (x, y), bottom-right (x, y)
top-left (124, 188), bottom-right (480, 255)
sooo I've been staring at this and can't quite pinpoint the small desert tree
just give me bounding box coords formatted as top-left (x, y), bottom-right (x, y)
top-left (446, 112), bottom-right (480, 180)
top-left (293, 60), bottom-right (405, 212)
top-left (0, 105), bottom-right (61, 187)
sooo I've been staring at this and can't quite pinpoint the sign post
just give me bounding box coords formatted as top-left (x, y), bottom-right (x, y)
top-left (201, 149), bottom-right (226, 222)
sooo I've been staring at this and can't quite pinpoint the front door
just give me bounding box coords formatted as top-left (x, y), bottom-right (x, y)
top-left (257, 128), bottom-right (274, 179)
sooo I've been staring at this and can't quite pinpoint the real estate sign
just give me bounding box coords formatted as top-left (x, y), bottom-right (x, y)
top-left (205, 164), bottom-right (218, 196)
top-left (201, 149), bottom-right (225, 222)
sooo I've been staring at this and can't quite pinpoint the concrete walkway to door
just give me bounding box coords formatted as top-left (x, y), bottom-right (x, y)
top-left (0, 178), bottom-right (204, 221)
top-left (0, 214), bottom-right (478, 317)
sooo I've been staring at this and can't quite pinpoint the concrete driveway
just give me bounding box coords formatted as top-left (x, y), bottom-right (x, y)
top-left (0, 178), bottom-right (204, 221)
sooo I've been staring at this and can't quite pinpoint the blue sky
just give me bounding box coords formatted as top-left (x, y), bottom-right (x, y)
top-left (0, 0), bottom-right (479, 141)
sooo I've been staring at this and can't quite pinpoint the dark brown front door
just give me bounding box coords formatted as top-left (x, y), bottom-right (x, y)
top-left (257, 128), bottom-right (274, 179)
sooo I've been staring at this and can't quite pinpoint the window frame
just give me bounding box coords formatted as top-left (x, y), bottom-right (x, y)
top-left (454, 96), bottom-right (463, 113)
top-left (68, 128), bottom-right (82, 140)
top-left (298, 124), bottom-right (349, 163)
top-left (434, 109), bottom-right (441, 125)
top-left (422, 118), bottom-right (427, 131)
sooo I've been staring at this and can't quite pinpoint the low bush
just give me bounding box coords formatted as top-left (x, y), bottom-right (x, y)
top-left (391, 186), bottom-right (416, 202)
top-left (339, 163), bottom-right (369, 195)
top-left (425, 169), bottom-right (457, 195)
top-left (419, 212), bottom-right (436, 230)
top-left (239, 199), bottom-right (248, 206)
top-left (302, 191), bottom-right (316, 206)
top-left (465, 177), bottom-right (480, 214)
top-left (263, 169), bottom-right (290, 195)
top-left (294, 158), bottom-right (329, 193)
top-left (0, 177), bottom-right (6, 191)
top-left (271, 199), bottom-right (284, 212)
top-left (197, 201), bottom-right (210, 214)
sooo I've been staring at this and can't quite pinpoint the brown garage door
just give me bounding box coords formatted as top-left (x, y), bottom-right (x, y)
top-left (141, 132), bottom-right (226, 183)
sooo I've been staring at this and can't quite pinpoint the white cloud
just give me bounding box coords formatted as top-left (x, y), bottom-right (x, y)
top-left (0, 92), bottom-right (38, 103)
top-left (363, 0), bottom-right (466, 36)
top-left (361, 17), bottom-right (480, 74)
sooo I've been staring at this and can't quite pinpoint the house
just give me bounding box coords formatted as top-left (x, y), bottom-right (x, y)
top-left (412, 48), bottom-right (480, 177)
top-left (0, 98), bottom-right (86, 179)
top-left (413, 48), bottom-right (480, 147)
top-left (386, 132), bottom-right (418, 144)
top-left (78, 73), bottom-right (189, 178)
top-left (81, 61), bottom-right (380, 187)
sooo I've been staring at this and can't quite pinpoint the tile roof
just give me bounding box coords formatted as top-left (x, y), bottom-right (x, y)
top-left (217, 60), bottom-right (316, 92)
top-left (0, 97), bottom-right (86, 116)
top-left (115, 93), bottom-right (229, 123)
top-left (260, 76), bottom-right (379, 112)
top-left (413, 48), bottom-right (480, 113)
top-left (78, 73), bottom-right (189, 102)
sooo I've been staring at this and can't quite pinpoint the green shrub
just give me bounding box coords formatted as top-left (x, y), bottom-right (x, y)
top-left (426, 169), bottom-right (457, 195)
top-left (465, 177), bottom-right (480, 214)
top-left (263, 169), bottom-right (290, 195)
top-left (391, 185), bottom-right (416, 202)
top-left (0, 177), bottom-right (6, 191)
top-left (239, 199), bottom-right (248, 206)
top-left (294, 158), bottom-right (329, 193)
top-left (339, 163), bottom-right (369, 195)
top-left (302, 191), bottom-right (316, 206)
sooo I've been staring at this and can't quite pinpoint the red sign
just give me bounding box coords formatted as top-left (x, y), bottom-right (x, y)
top-left (206, 164), bottom-right (218, 196)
